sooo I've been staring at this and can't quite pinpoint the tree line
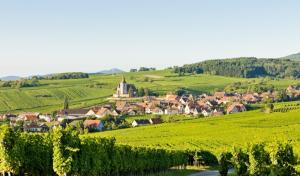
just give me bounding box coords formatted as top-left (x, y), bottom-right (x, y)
top-left (0, 79), bottom-right (40, 88)
top-left (174, 58), bottom-right (300, 78)
top-left (32, 72), bottom-right (89, 80)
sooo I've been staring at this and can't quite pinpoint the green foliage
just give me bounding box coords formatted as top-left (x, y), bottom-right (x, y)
top-left (63, 96), bottom-right (69, 110)
top-left (0, 125), bottom-right (188, 175)
top-left (52, 126), bottom-right (80, 176)
top-left (193, 151), bottom-right (218, 166)
top-left (0, 125), bottom-right (53, 175)
top-left (0, 78), bottom-right (40, 88)
top-left (224, 80), bottom-right (275, 94)
top-left (219, 152), bottom-right (233, 176)
top-left (270, 143), bottom-right (297, 176)
top-left (41, 72), bottom-right (89, 80)
top-left (232, 147), bottom-right (249, 176)
top-left (249, 143), bottom-right (271, 176)
top-left (175, 57), bottom-right (300, 78)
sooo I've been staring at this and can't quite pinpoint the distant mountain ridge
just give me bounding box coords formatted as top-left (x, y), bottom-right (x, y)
top-left (93, 68), bottom-right (125, 74)
top-left (280, 52), bottom-right (300, 61)
top-left (0, 76), bottom-right (22, 81)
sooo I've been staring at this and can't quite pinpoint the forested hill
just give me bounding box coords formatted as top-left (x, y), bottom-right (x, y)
top-left (280, 52), bottom-right (300, 61)
top-left (174, 57), bottom-right (300, 78)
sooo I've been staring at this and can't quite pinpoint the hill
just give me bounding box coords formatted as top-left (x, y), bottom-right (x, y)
top-left (0, 76), bottom-right (22, 81)
top-left (89, 102), bottom-right (300, 155)
top-left (94, 68), bottom-right (125, 74)
top-left (0, 69), bottom-right (299, 113)
top-left (280, 52), bottom-right (300, 61)
top-left (175, 57), bottom-right (300, 78)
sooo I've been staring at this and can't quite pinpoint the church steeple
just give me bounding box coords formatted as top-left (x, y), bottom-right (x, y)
top-left (121, 76), bottom-right (126, 83)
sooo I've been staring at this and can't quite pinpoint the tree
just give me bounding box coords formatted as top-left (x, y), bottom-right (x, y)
top-left (219, 152), bottom-right (233, 176)
top-left (138, 88), bottom-right (145, 97)
top-left (264, 103), bottom-right (274, 113)
top-left (144, 88), bottom-right (149, 96)
top-left (128, 87), bottom-right (134, 97)
top-left (63, 96), bottom-right (69, 110)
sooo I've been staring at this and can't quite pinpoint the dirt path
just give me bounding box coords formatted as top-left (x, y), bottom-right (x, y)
top-left (189, 169), bottom-right (234, 176)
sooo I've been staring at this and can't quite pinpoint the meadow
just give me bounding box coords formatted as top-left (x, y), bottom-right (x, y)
top-left (88, 104), bottom-right (300, 156)
top-left (0, 69), bottom-right (299, 113)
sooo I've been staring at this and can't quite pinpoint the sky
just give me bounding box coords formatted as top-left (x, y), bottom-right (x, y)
top-left (0, 0), bottom-right (300, 77)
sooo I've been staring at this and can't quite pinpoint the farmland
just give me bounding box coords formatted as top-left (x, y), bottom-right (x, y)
top-left (88, 103), bottom-right (300, 156)
top-left (0, 69), bottom-right (300, 113)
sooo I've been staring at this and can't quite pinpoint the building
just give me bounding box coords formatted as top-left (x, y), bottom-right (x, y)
top-left (132, 119), bottom-right (150, 127)
top-left (113, 76), bottom-right (130, 98)
top-left (83, 120), bottom-right (104, 132)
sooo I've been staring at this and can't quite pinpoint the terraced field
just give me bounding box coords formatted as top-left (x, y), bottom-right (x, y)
top-left (0, 69), bottom-right (299, 113)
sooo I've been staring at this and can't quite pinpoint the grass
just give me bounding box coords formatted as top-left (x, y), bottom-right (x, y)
top-left (0, 69), bottom-right (299, 113)
top-left (87, 106), bottom-right (300, 156)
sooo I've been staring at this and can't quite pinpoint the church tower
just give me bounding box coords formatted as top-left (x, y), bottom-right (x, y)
top-left (119, 76), bottom-right (128, 95)
top-left (113, 76), bottom-right (130, 98)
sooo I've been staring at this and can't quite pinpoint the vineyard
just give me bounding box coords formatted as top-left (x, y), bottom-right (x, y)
top-left (0, 126), bottom-right (188, 176)
top-left (90, 106), bottom-right (300, 156)
top-left (0, 69), bottom-right (299, 113)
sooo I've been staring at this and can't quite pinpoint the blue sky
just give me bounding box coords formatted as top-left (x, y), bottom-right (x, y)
top-left (0, 0), bottom-right (299, 76)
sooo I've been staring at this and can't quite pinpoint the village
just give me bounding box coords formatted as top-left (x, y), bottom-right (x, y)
top-left (1, 77), bottom-right (300, 133)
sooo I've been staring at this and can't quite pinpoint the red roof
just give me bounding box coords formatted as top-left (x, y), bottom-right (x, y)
top-left (83, 120), bottom-right (101, 127)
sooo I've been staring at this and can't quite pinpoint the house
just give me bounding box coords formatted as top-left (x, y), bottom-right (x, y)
top-left (86, 107), bottom-right (102, 116)
top-left (214, 92), bottom-right (227, 99)
top-left (227, 103), bottom-right (247, 114)
top-left (116, 101), bottom-right (129, 111)
top-left (39, 114), bottom-right (51, 122)
top-left (132, 119), bottom-right (150, 127)
top-left (57, 109), bottom-right (89, 117)
top-left (23, 122), bottom-right (49, 132)
top-left (95, 107), bottom-right (113, 118)
top-left (242, 94), bottom-right (260, 104)
top-left (212, 109), bottom-right (224, 116)
top-left (185, 104), bottom-right (196, 114)
top-left (165, 107), bottom-right (180, 115)
top-left (152, 107), bottom-right (164, 115)
top-left (201, 109), bottom-right (211, 117)
top-left (18, 112), bottom-right (40, 121)
top-left (0, 114), bottom-right (17, 121)
top-left (287, 85), bottom-right (295, 91)
top-left (83, 120), bottom-right (104, 132)
top-left (127, 109), bottom-right (137, 116)
top-left (165, 93), bottom-right (179, 101)
top-left (149, 117), bottom-right (163, 124)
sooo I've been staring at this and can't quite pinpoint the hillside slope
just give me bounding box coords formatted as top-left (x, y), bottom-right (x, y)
top-left (0, 69), bottom-right (299, 113)
top-left (90, 106), bottom-right (300, 155)
top-left (281, 52), bottom-right (300, 61)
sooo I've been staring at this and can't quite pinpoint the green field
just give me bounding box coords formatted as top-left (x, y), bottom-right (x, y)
top-left (88, 103), bottom-right (300, 156)
top-left (0, 69), bottom-right (299, 113)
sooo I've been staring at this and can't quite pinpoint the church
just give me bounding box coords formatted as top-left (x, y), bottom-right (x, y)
top-left (113, 76), bottom-right (137, 98)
